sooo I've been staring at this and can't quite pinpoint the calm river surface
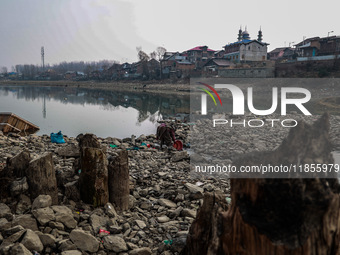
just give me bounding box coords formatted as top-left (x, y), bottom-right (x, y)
top-left (0, 85), bottom-right (190, 138)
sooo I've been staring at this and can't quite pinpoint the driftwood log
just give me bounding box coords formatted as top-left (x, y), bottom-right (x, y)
top-left (183, 113), bottom-right (340, 255)
top-left (78, 134), bottom-right (109, 206)
top-left (108, 150), bottom-right (130, 211)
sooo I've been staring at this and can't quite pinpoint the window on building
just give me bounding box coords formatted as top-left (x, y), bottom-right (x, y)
top-left (248, 46), bottom-right (250, 50)
top-left (236, 55), bottom-right (238, 59)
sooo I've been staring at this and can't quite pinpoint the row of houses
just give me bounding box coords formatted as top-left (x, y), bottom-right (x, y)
top-left (268, 35), bottom-right (340, 62)
top-left (4, 28), bottom-right (339, 81)
top-left (101, 27), bottom-right (271, 80)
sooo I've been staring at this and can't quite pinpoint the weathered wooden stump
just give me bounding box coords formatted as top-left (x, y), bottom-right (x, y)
top-left (108, 150), bottom-right (130, 211)
top-left (183, 113), bottom-right (340, 255)
top-left (79, 134), bottom-right (109, 207)
top-left (25, 153), bottom-right (58, 205)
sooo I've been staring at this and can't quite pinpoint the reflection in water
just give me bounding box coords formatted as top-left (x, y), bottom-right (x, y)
top-left (0, 86), bottom-right (190, 138)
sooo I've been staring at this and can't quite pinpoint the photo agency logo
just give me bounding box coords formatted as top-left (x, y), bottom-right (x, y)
top-left (197, 82), bottom-right (312, 128)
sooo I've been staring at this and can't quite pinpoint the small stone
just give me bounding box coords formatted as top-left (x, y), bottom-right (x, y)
top-left (37, 232), bottom-right (56, 247)
top-left (69, 229), bottom-right (99, 253)
top-left (32, 195), bottom-right (52, 209)
top-left (21, 229), bottom-right (44, 252)
top-left (129, 247), bottom-right (152, 255)
top-left (49, 221), bottom-right (65, 230)
top-left (58, 239), bottom-right (77, 251)
top-left (32, 207), bottom-right (55, 225)
top-left (52, 206), bottom-right (77, 229)
top-left (12, 215), bottom-right (39, 231)
top-left (9, 243), bottom-right (32, 255)
top-left (181, 209), bottom-right (197, 218)
top-left (89, 213), bottom-right (110, 233)
top-left (158, 198), bottom-right (177, 208)
top-left (61, 250), bottom-right (83, 255)
top-left (157, 216), bottom-right (170, 223)
top-left (4, 225), bottom-right (25, 237)
top-left (185, 183), bottom-right (204, 194)
top-left (103, 235), bottom-right (128, 252)
top-left (104, 202), bottom-right (118, 218)
top-left (135, 220), bottom-right (146, 229)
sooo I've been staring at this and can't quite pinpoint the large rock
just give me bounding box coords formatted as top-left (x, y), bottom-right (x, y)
top-left (32, 195), bottom-right (52, 209)
top-left (102, 235), bottom-right (128, 252)
top-left (69, 229), bottom-right (99, 253)
top-left (32, 207), bottom-right (55, 225)
top-left (21, 229), bottom-right (44, 253)
top-left (12, 215), bottom-right (38, 231)
top-left (52, 206), bottom-right (77, 229)
top-left (25, 153), bottom-right (58, 204)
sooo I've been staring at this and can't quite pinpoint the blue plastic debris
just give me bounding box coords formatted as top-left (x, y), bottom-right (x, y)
top-left (50, 131), bottom-right (66, 144)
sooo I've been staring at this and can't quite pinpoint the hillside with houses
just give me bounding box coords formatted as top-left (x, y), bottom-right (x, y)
top-left (1, 27), bottom-right (340, 81)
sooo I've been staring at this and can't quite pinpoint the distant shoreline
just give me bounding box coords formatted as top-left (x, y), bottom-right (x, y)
top-left (0, 80), bottom-right (191, 96)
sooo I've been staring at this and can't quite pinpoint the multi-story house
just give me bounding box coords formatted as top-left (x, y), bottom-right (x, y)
top-left (185, 46), bottom-right (215, 69)
top-left (223, 27), bottom-right (269, 62)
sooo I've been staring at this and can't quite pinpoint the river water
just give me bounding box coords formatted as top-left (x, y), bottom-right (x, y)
top-left (0, 85), bottom-right (190, 138)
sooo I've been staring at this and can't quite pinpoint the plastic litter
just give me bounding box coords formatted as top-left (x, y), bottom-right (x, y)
top-left (226, 197), bottom-right (231, 204)
top-left (109, 144), bottom-right (118, 148)
top-left (164, 240), bottom-right (173, 245)
top-left (99, 229), bottom-right (110, 235)
top-left (126, 146), bottom-right (140, 151)
top-left (50, 131), bottom-right (65, 144)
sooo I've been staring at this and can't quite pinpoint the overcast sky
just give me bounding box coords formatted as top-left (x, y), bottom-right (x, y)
top-left (0, 0), bottom-right (339, 69)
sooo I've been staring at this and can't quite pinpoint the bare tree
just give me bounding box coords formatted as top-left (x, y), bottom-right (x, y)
top-left (136, 47), bottom-right (150, 79)
top-left (156, 46), bottom-right (166, 79)
top-left (150, 51), bottom-right (157, 59)
top-left (1, 66), bottom-right (8, 74)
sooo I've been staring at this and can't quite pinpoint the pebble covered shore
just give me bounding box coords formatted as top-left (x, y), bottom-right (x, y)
top-left (0, 113), bottom-right (339, 254)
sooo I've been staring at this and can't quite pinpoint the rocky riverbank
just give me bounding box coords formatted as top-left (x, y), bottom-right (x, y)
top-left (0, 120), bottom-right (230, 255)
top-left (0, 113), bottom-right (339, 254)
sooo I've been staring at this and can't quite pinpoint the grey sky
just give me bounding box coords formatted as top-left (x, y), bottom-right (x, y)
top-left (1, 0), bottom-right (339, 69)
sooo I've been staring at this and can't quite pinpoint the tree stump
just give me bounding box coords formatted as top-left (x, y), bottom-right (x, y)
top-left (108, 150), bottom-right (129, 211)
top-left (79, 134), bottom-right (109, 207)
top-left (183, 113), bottom-right (340, 255)
top-left (25, 153), bottom-right (58, 205)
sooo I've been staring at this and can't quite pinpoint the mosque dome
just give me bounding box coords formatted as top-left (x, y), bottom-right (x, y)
top-left (242, 30), bottom-right (250, 40)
